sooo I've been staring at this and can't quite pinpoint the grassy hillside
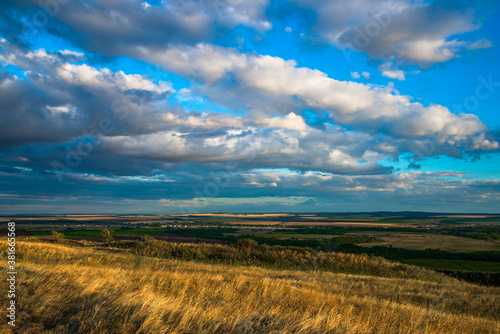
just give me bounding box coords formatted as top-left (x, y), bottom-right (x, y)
top-left (1, 239), bottom-right (500, 333)
top-left (129, 237), bottom-right (446, 281)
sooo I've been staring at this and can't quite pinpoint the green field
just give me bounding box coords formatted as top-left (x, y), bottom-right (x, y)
top-left (358, 233), bottom-right (500, 252)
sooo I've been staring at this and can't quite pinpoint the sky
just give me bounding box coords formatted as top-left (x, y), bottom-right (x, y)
top-left (0, 0), bottom-right (500, 214)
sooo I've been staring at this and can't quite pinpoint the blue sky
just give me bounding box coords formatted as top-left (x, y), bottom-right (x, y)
top-left (0, 0), bottom-right (500, 214)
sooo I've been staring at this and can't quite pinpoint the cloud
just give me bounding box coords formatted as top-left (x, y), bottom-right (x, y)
top-left (253, 112), bottom-right (308, 131)
top-left (56, 64), bottom-right (173, 94)
top-left (351, 71), bottom-right (371, 80)
top-left (466, 38), bottom-right (493, 50)
top-left (4, 0), bottom-right (485, 70)
top-left (0, 0), bottom-right (498, 214)
top-left (2, 162), bottom-right (499, 213)
top-left (379, 63), bottom-right (405, 80)
top-left (291, 0), bottom-right (482, 67)
top-left (161, 196), bottom-right (313, 208)
top-left (396, 39), bottom-right (465, 64)
top-left (1, 0), bottom-right (271, 52)
top-left (0, 41), bottom-right (176, 147)
top-left (153, 45), bottom-right (493, 150)
top-left (98, 126), bottom-right (390, 175)
top-left (1, 39), bottom-right (496, 182)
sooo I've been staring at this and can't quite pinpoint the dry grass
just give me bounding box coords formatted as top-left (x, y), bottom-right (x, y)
top-left (1, 239), bottom-right (499, 333)
top-left (131, 238), bottom-right (445, 281)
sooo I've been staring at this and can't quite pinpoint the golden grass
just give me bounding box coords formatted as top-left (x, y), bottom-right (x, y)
top-left (131, 238), bottom-right (445, 281)
top-left (1, 240), bottom-right (499, 333)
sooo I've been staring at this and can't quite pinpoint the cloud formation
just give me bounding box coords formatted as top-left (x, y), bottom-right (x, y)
top-left (292, 0), bottom-right (485, 67)
top-left (0, 0), bottom-right (498, 213)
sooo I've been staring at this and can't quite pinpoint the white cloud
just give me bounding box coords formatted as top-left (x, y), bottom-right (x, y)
top-left (379, 64), bottom-right (406, 81)
top-left (292, 0), bottom-right (480, 67)
top-left (134, 43), bottom-right (247, 83)
top-left (135, 43), bottom-right (494, 152)
top-left (253, 112), bottom-right (308, 131)
top-left (361, 71), bottom-right (370, 79)
top-left (2, 39), bottom-right (496, 166)
top-left (466, 38), bottom-right (493, 50)
top-left (397, 39), bottom-right (465, 65)
top-left (470, 134), bottom-right (500, 150)
top-left (56, 64), bottom-right (173, 93)
top-left (46, 104), bottom-right (77, 116)
top-left (351, 72), bottom-right (360, 79)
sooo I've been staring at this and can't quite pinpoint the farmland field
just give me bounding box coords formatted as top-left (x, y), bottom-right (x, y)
top-left (2, 212), bottom-right (500, 281)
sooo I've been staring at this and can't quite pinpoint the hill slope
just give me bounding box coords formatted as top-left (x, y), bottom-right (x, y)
top-left (1, 240), bottom-right (499, 333)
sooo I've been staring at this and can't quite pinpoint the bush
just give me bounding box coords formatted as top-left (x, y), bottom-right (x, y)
top-left (141, 235), bottom-right (155, 243)
top-left (51, 231), bottom-right (65, 243)
top-left (182, 250), bottom-right (204, 260)
top-left (236, 239), bottom-right (258, 250)
top-left (99, 228), bottom-right (114, 243)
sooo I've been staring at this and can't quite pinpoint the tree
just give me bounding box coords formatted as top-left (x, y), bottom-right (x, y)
top-left (99, 228), bottom-right (114, 243)
top-left (51, 231), bottom-right (65, 243)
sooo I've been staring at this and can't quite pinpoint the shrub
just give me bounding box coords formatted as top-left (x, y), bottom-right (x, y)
top-left (99, 228), bottom-right (114, 243)
top-left (141, 235), bottom-right (155, 243)
top-left (51, 231), bottom-right (65, 243)
top-left (236, 239), bottom-right (258, 250)
top-left (182, 250), bottom-right (204, 260)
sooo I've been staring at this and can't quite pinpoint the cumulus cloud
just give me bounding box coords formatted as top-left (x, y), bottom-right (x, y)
top-left (56, 64), bottom-right (173, 94)
top-left (253, 112), bottom-right (308, 131)
top-left (146, 44), bottom-right (494, 152)
top-left (1, 38), bottom-right (497, 180)
top-left (98, 126), bottom-right (390, 175)
top-left (379, 63), bottom-right (406, 80)
top-left (291, 0), bottom-right (482, 67)
top-left (4, 0), bottom-right (486, 70)
top-left (1, 0), bottom-right (271, 52)
top-left (0, 41), bottom-right (176, 146)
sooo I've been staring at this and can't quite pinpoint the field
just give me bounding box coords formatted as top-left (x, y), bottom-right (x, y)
top-left (403, 259), bottom-right (500, 273)
top-left (357, 233), bottom-right (500, 252)
top-left (2, 212), bottom-right (500, 280)
top-left (1, 239), bottom-right (500, 333)
top-left (1, 212), bottom-right (500, 332)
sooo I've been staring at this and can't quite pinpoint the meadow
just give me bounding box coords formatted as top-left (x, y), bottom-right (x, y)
top-left (1, 238), bottom-right (500, 333)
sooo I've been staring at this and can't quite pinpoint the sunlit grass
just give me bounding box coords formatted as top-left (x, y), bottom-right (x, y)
top-left (1, 239), bottom-right (499, 333)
